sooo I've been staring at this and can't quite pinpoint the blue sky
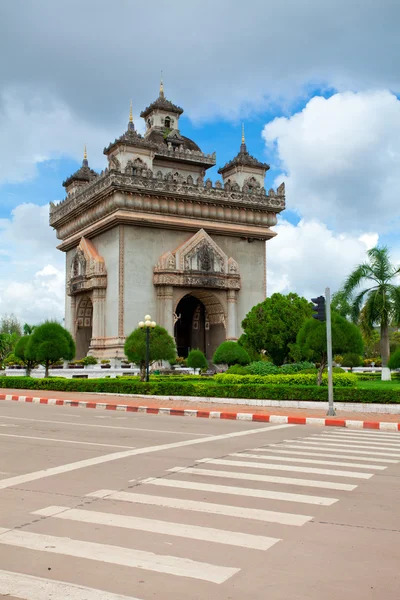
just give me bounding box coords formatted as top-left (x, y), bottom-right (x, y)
top-left (0, 0), bottom-right (399, 324)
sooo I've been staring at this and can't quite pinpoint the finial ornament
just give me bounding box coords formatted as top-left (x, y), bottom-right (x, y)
top-left (129, 99), bottom-right (133, 123)
top-left (160, 71), bottom-right (164, 98)
top-left (241, 123), bottom-right (245, 144)
top-left (84, 144), bottom-right (87, 161)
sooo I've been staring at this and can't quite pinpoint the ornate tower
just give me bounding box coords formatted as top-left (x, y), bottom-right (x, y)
top-left (50, 86), bottom-right (285, 360)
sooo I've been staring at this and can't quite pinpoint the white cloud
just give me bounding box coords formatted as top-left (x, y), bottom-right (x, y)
top-left (263, 90), bottom-right (400, 233)
top-left (0, 90), bottom-right (132, 185)
top-left (267, 219), bottom-right (380, 299)
top-left (0, 203), bottom-right (64, 325)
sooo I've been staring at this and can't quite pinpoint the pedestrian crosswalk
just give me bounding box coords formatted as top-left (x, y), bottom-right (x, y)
top-left (1, 427), bottom-right (399, 598)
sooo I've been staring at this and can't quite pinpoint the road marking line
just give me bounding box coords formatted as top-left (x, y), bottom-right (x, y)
top-left (0, 569), bottom-right (142, 600)
top-left (308, 435), bottom-right (400, 448)
top-left (0, 433), bottom-right (136, 449)
top-left (0, 423), bottom-right (292, 491)
top-left (171, 465), bottom-right (357, 491)
top-left (317, 433), bottom-right (400, 444)
top-left (0, 415), bottom-right (212, 436)
top-left (233, 452), bottom-right (386, 470)
top-left (142, 478), bottom-right (337, 506)
top-left (323, 430), bottom-right (400, 437)
top-left (277, 443), bottom-right (400, 458)
top-left (288, 440), bottom-right (400, 454)
top-left (33, 505), bottom-right (281, 551)
top-left (0, 528), bottom-right (239, 584)
top-left (252, 447), bottom-right (398, 463)
top-left (87, 489), bottom-right (313, 526)
top-left (193, 459), bottom-right (372, 479)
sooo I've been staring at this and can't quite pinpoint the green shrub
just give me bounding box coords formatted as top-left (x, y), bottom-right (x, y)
top-left (213, 341), bottom-right (250, 366)
top-left (334, 355), bottom-right (343, 365)
top-left (226, 364), bottom-right (250, 375)
top-left (213, 372), bottom-right (357, 387)
top-left (186, 349), bottom-right (208, 371)
top-left (388, 349), bottom-right (400, 370)
top-left (81, 355), bottom-right (98, 366)
top-left (25, 321), bottom-right (75, 377)
top-left (248, 361), bottom-right (279, 375)
top-left (341, 353), bottom-right (362, 369)
top-left (1, 375), bottom-right (399, 403)
top-left (280, 362), bottom-right (315, 374)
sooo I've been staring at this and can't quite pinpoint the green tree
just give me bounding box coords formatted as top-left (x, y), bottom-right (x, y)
top-left (26, 321), bottom-right (76, 377)
top-left (0, 314), bottom-right (22, 337)
top-left (0, 333), bottom-right (18, 369)
top-left (388, 349), bottom-right (400, 370)
top-left (14, 335), bottom-right (38, 376)
top-left (213, 341), bottom-right (250, 366)
top-left (297, 312), bottom-right (363, 385)
top-left (341, 247), bottom-right (400, 374)
top-left (242, 293), bottom-right (313, 365)
top-left (23, 323), bottom-right (36, 336)
top-left (331, 290), bottom-right (352, 319)
top-left (124, 325), bottom-right (176, 381)
top-left (186, 349), bottom-right (208, 373)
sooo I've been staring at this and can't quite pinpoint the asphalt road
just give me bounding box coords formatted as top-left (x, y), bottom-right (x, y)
top-left (0, 401), bottom-right (399, 599)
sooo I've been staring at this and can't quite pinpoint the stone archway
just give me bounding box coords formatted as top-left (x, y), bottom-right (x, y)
top-left (76, 296), bottom-right (93, 359)
top-left (174, 290), bottom-right (226, 360)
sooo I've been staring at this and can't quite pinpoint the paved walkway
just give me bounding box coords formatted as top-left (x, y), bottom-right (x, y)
top-left (1, 388), bottom-right (399, 429)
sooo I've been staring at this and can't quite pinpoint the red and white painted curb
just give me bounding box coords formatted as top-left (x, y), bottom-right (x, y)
top-left (1, 393), bottom-right (399, 431)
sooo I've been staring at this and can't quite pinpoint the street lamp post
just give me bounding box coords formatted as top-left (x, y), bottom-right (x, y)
top-left (138, 315), bottom-right (156, 382)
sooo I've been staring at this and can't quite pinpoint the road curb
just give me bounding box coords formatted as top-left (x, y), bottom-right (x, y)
top-left (1, 393), bottom-right (399, 431)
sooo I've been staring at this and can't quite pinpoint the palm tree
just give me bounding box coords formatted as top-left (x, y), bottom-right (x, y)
top-left (342, 247), bottom-right (400, 376)
top-left (23, 323), bottom-right (35, 335)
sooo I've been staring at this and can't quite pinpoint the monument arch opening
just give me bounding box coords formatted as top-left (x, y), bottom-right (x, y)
top-left (75, 296), bottom-right (93, 359)
top-left (174, 291), bottom-right (226, 360)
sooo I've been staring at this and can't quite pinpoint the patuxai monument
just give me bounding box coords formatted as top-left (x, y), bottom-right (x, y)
top-left (50, 82), bottom-right (286, 359)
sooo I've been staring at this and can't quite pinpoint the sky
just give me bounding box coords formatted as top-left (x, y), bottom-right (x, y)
top-left (0, 0), bottom-right (399, 325)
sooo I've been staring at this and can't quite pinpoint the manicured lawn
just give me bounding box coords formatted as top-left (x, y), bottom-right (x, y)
top-left (358, 379), bottom-right (400, 391)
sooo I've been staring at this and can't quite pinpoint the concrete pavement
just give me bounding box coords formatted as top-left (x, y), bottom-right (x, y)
top-left (0, 400), bottom-right (399, 599)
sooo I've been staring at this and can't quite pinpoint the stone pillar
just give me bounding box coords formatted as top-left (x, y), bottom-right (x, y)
top-left (227, 289), bottom-right (238, 340)
top-left (157, 286), bottom-right (174, 336)
top-left (92, 288), bottom-right (106, 340)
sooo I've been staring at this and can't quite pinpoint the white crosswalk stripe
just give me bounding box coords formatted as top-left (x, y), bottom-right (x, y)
top-left (252, 447), bottom-right (399, 463)
top-left (322, 430), bottom-right (400, 439)
top-left (33, 506), bottom-right (281, 551)
top-left (233, 452), bottom-right (387, 469)
top-left (0, 527), bottom-right (239, 584)
top-left (168, 465), bottom-right (357, 490)
top-left (141, 476), bottom-right (338, 505)
top-left (192, 459), bottom-right (372, 479)
top-left (87, 489), bottom-right (313, 526)
top-left (317, 433), bottom-right (400, 444)
top-left (305, 435), bottom-right (400, 448)
top-left (274, 443), bottom-right (400, 458)
top-left (286, 440), bottom-right (400, 454)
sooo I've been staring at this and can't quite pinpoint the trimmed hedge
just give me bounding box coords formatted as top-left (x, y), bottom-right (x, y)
top-left (1, 375), bottom-right (400, 403)
top-left (213, 373), bottom-right (358, 387)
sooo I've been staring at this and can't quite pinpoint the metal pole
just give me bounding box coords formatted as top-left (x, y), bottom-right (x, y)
top-left (325, 287), bottom-right (335, 416)
top-left (146, 327), bottom-right (150, 383)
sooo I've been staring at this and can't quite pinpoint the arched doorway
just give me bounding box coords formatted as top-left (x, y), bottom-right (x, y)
top-left (76, 296), bottom-right (93, 359)
top-left (174, 292), bottom-right (226, 360)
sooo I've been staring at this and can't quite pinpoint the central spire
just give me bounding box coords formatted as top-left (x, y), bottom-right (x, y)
top-left (240, 123), bottom-right (247, 153)
top-left (83, 144), bottom-right (88, 166)
top-left (128, 99), bottom-right (135, 131)
top-left (160, 72), bottom-right (164, 98)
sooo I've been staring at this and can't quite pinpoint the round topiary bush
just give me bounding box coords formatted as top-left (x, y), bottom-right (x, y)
top-left (213, 341), bottom-right (250, 366)
top-left (187, 349), bottom-right (208, 372)
top-left (341, 353), bottom-right (362, 370)
top-left (388, 349), bottom-right (400, 370)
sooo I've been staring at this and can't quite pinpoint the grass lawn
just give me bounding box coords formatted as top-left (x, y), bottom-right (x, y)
top-left (358, 379), bottom-right (400, 390)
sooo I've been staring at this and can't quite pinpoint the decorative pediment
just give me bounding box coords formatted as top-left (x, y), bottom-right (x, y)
top-left (68, 237), bottom-right (107, 296)
top-left (154, 229), bottom-right (241, 290)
